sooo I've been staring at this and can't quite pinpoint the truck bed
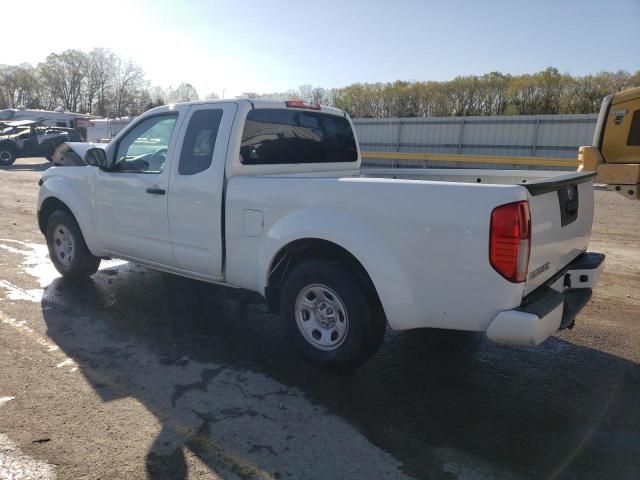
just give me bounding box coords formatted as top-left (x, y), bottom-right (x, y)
top-left (226, 167), bottom-right (595, 333)
top-left (359, 167), bottom-right (596, 295)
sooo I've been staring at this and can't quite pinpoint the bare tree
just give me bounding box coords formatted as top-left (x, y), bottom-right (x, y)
top-left (85, 48), bottom-right (117, 115)
top-left (171, 83), bottom-right (199, 103)
top-left (113, 59), bottom-right (145, 116)
top-left (146, 85), bottom-right (167, 109)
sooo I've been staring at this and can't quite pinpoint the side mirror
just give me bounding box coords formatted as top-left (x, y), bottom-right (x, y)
top-left (84, 148), bottom-right (109, 169)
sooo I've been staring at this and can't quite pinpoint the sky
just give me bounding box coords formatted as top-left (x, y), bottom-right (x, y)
top-left (2, 0), bottom-right (639, 98)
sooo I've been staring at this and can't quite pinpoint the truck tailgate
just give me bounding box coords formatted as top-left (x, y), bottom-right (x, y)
top-left (523, 172), bottom-right (597, 295)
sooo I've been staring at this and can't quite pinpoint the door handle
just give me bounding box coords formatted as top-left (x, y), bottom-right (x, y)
top-left (146, 187), bottom-right (166, 195)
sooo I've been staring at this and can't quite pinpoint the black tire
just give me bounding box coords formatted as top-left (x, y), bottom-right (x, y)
top-left (45, 210), bottom-right (101, 278)
top-left (281, 259), bottom-right (386, 368)
top-left (0, 144), bottom-right (17, 166)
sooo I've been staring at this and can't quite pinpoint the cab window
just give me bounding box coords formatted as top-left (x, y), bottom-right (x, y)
top-left (628, 110), bottom-right (640, 146)
top-left (240, 109), bottom-right (357, 165)
top-left (178, 109), bottom-right (223, 175)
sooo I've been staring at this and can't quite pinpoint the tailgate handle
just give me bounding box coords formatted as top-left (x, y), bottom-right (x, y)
top-left (565, 199), bottom-right (578, 215)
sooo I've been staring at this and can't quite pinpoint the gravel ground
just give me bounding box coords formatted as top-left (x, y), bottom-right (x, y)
top-left (0, 157), bottom-right (638, 480)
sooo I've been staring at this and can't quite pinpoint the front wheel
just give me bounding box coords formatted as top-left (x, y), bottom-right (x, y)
top-left (45, 210), bottom-right (101, 278)
top-left (0, 145), bottom-right (16, 166)
top-left (281, 259), bottom-right (386, 368)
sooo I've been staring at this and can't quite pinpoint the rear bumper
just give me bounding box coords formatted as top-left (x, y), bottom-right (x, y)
top-left (486, 252), bottom-right (605, 346)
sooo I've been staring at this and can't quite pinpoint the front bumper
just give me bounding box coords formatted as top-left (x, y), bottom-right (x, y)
top-left (486, 252), bottom-right (605, 346)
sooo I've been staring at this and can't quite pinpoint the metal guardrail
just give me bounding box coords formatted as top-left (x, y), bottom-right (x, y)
top-left (360, 151), bottom-right (580, 168)
top-left (353, 114), bottom-right (597, 159)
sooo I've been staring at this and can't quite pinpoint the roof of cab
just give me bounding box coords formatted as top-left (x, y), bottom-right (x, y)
top-left (612, 86), bottom-right (640, 105)
top-left (147, 98), bottom-right (347, 117)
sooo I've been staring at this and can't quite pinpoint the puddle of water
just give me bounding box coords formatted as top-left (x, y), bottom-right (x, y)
top-left (0, 280), bottom-right (42, 303)
top-left (0, 240), bottom-right (57, 288)
top-left (0, 433), bottom-right (56, 480)
top-left (0, 239), bottom-right (127, 301)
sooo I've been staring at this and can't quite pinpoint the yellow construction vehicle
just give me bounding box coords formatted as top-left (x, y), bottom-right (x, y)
top-left (578, 86), bottom-right (640, 200)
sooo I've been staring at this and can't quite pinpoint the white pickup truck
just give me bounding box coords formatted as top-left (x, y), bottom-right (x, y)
top-left (37, 99), bottom-right (605, 367)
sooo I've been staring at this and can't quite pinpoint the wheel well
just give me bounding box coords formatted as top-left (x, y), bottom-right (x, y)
top-left (0, 141), bottom-right (16, 152)
top-left (265, 238), bottom-right (384, 317)
top-left (38, 197), bottom-right (72, 234)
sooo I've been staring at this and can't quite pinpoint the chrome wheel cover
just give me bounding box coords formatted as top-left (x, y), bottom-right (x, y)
top-left (52, 225), bottom-right (75, 266)
top-left (295, 283), bottom-right (349, 351)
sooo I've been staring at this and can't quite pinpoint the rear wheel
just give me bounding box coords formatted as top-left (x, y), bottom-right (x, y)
top-left (46, 210), bottom-right (100, 278)
top-left (0, 145), bottom-right (16, 166)
top-left (281, 259), bottom-right (386, 368)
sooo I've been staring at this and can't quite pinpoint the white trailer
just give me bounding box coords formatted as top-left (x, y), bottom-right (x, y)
top-left (85, 118), bottom-right (132, 143)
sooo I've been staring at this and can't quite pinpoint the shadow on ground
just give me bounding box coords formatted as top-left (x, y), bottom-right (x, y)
top-left (41, 263), bottom-right (640, 479)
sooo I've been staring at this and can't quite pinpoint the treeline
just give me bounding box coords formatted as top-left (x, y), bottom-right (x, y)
top-left (247, 68), bottom-right (640, 118)
top-left (2, 48), bottom-right (638, 119)
top-left (0, 49), bottom-right (205, 117)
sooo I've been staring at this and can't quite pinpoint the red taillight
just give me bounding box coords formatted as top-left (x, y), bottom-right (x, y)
top-left (489, 201), bottom-right (531, 283)
top-left (285, 100), bottom-right (321, 110)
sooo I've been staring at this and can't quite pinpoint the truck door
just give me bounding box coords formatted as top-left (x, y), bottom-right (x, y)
top-left (20, 128), bottom-right (39, 156)
top-left (94, 110), bottom-right (184, 265)
top-left (167, 102), bottom-right (237, 280)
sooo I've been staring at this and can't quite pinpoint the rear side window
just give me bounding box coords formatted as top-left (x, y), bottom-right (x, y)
top-left (628, 110), bottom-right (640, 146)
top-left (178, 109), bottom-right (223, 175)
top-left (240, 109), bottom-right (357, 165)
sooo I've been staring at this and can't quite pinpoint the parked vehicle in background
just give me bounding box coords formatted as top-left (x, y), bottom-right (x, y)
top-left (0, 107), bottom-right (92, 129)
top-left (0, 120), bottom-right (83, 165)
top-left (579, 86), bottom-right (640, 200)
top-left (38, 99), bottom-right (604, 367)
